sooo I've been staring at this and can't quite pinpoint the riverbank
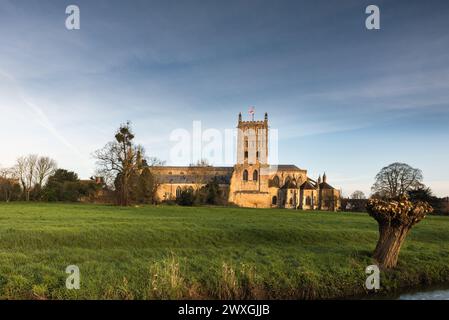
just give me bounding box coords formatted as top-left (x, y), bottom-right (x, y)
top-left (1, 203), bottom-right (449, 299)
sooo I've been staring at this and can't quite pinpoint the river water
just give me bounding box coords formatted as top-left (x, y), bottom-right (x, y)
top-left (358, 285), bottom-right (449, 300)
top-left (398, 288), bottom-right (449, 300)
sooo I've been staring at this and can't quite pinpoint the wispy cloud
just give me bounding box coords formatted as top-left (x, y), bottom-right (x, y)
top-left (0, 70), bottom-right (80, 154)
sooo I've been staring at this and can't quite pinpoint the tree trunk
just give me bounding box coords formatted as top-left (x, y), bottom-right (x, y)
top-left (367, 197), bottom-right (433, 269)
top-left (373, 223), bottom-right (410, 268)
top-left (119, 175), bottom-right (129, 206)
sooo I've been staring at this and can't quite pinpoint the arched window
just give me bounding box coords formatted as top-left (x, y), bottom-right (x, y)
top-left (272, 196), bottom-right (277, 205)
top-left (243, 170), bottom-right (248, 181)
top-left (284, 176), bottom-right (291, 188)
top-left (253, 170), bottom-right (258, 181)
top-left (272, 175), bottom-right (280, 187)
top-left (176, 186), bottom-right (182, 198)
top-left (306, 196), bottom-right (312, 206)
top-left (289, 198), bottom-right (293, 205)
top-left (244, 151), bottom-right (248, 159)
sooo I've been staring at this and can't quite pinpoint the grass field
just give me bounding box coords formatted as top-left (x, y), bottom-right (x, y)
top-left (1, 203), bottom-right (449, 300)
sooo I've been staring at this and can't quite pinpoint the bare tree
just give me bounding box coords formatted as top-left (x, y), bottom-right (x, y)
top-left (15, 155), bottom-right (38, 201)
top-left (35, 156), bottom-right (57, 188)
top-left (372, 163), bottom-right (424, 199)
top-left (146, 157), bottom-right (166, 167)
top-left (351, 190), bottom-right (366, 200)
top-left (188, 159), bottom-right (212, 196)
top-left (94, 168), bottom-right (115, 190)
top-left (0, 167), bottom-right (18, 202)
top-left (0, 167), bottom-right (11, 180)
top-left (13, 155), bottom-right (57, 201)
top-left (14, 157), bottom-right (26, 198)
top-left (94, 122), bottom-right (141, 206)
top-left (190, 159), bottom-right (211, 167)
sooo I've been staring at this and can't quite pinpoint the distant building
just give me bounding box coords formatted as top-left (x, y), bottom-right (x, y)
top-left (151, 113), bottom-right (341, 211)
top-left (78, 176), bottom-right (109, 203)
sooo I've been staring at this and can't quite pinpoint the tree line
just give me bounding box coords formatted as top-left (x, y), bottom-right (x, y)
top-left (0, 155), bottom-right (99, 202)
top-left (0, 122), bottom-right (223, 206)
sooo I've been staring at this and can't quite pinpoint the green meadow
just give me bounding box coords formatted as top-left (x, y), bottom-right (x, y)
top-left (0, 202), bottom-right (449, 300)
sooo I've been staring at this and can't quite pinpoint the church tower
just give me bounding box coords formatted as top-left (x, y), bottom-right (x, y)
top-left (228, 110), bottom-right (270, 204)
top-left (236, 112), bottom-right (269, 165)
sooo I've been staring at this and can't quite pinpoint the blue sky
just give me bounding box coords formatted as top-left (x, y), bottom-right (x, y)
top-left (0, 0), bottom-right (448, 197)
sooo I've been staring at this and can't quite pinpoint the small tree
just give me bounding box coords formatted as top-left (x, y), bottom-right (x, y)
top-left (35, 156), bottom-right (57, 189)
top-left (351, 190), bottom-right (366, 200)
top-left (408, 186), bottom-right (433, 202)
top-left (0, 168), bottom-right (20, 202)
top-left (128, 166), bottom-right (155, 204)
top-left (367, 196), bottom-right (433, 268)
top-left (176, 188), bottom-right (195, 206)
top-left (138, 167), bottom-right (155, 204)
top-left (43, 169), bottom-right (91, 202)
top-left (144, 157), bottom-right (164, 204)
top-left (203, 177), bottom-right (220, 205)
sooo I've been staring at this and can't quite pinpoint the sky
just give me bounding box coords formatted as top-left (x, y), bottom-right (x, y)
top-left (0, 0), bottom-right (448, 197)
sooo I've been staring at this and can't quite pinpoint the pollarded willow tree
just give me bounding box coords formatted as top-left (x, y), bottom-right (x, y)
top-left (367, 162), bottom-right (433, 268)
top-left (367, 196), bottom-right (433, 268)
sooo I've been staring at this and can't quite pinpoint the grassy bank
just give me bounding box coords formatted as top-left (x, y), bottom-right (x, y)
top-left (0, 203), bottom-right (449, 299)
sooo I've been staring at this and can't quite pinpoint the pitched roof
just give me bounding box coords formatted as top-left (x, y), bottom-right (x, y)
top-left (300, 181), bottom-right (316, 190)
top-left (319, 182), bottom-right (335, 190)
top-left (273, 164), bottom-right (305, 171)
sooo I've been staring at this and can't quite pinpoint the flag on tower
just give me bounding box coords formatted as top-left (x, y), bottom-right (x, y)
top-left (248, 106), bottom-right (255, 120)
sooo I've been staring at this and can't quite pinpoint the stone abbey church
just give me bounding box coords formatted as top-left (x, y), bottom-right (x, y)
top-left (151, 113), bottom-right (341, 211)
